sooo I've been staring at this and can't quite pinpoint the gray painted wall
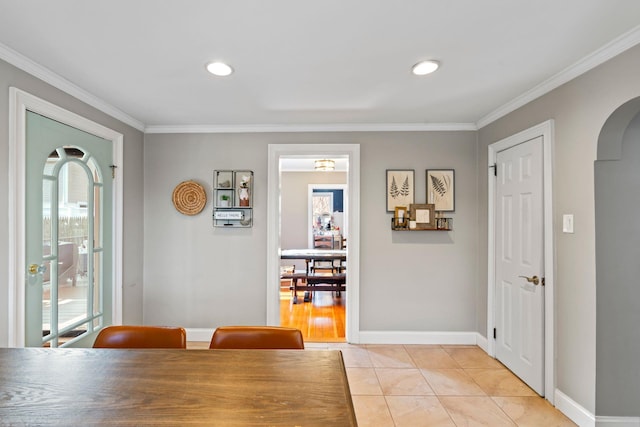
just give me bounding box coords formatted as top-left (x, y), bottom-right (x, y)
top-left (281, 170), bottom-right (346, 270)
top-left (143, 131), bottom-right (478, 332)
top-left (0, 58), bottom-right (145, 346)
top-left (595, 109), bottom-right (640, 417)
top-left (478, 44), bottom-right (640, 415)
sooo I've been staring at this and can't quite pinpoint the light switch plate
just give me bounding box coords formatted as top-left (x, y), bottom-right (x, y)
top-left (563, 214), bottom-right (574, 233)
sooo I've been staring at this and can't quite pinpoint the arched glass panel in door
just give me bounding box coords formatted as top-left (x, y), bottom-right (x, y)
top-left (41, 146), bottom-right (104, 347)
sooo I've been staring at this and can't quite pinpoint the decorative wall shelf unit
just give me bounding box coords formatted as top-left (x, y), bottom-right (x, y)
top-left (213, 170), bottom-right (253, 228)
top-left (390, 217), bottom-right (452, 231)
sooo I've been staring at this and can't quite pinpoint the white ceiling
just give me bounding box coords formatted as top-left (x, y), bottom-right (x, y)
top-left (1, 1), bottom-right (640, 132)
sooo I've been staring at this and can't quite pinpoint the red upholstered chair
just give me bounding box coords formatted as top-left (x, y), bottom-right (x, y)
top-left (209, 326), bottom-right (304, 350)
top-left (93, 325), bottom-right (187, 349)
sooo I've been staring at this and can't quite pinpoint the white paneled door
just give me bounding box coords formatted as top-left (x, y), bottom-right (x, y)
top-left (495, 136), bottom-right (545, 395)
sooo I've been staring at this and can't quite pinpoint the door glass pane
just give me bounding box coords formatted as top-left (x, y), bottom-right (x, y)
top-left (40, 146), bottom-right (102, 347)
top-left (92, 169), bottom-right (104, 319)
top-left (92, 251), bottom-right (103, 317)
top-left (56, 160), bottom-right (89, 344)
top-left (42, 177), bottom-right (54, 343)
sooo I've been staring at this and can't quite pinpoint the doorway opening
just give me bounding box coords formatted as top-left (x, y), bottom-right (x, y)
top-left (266, 144), bottom-right (360, 344)
top-left (280, 164), bottom-right (347, 341)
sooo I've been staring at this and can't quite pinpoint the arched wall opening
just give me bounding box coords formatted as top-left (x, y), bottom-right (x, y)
top-left (594, 96), bottom-right (640, 417)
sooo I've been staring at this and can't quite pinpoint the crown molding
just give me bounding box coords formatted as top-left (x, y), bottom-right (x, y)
top-left (144, 122), bottom-right (477, 134)
top-left (477, 24), bottom-right (640, 129)
top-left (0, 42), bottom-right (145, 132)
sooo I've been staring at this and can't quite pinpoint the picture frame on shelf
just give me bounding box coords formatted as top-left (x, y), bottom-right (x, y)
top-left (410, 203), bottom-right (436, 229)
top-left (426, 169), bottom-right (455, 212)
top-left (394, 206), bottom-right (409, 229)
top-left (386, 169), bottom-right (414, 212)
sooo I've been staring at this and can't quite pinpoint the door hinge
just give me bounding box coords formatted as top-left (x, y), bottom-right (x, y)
top-left (109, 164), bottom-right (118, 179)
top-left (493, 327), bottom-right (497, 339)
top-left (489, 164), bottom-right (497, 176)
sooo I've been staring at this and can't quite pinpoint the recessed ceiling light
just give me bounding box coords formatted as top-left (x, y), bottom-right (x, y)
top-left (206, 61), bottom-right (233, 77)
top-left (412, 60), bottom-right (440, 76)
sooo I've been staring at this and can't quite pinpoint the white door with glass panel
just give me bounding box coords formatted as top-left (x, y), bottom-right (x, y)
top-left (495, 136), bottom-right (545, 395)
top-left (25, 111), bottom-right (113, 347)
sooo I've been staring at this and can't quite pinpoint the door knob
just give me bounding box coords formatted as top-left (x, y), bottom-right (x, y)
top-left (28, 264), bottom-right (47, 276)
top-left (519, 275), bottom-right (540, 285)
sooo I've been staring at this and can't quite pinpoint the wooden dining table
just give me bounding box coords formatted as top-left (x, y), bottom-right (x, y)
top-left (0, 347), bottom-right (358, 426)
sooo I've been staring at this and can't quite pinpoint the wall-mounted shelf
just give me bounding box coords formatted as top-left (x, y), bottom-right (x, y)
top-left (390, 217), bottom-right (452, 231)
top-left (213, 170), bottom-right (253, 228)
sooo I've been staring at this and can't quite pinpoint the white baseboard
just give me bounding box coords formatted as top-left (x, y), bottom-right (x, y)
top-left (476, 333), bottom-right (489, 352)
top-left (555, 389), bottom-right (596, 427)
top-left (554, 391), bottom-right (640, 427)
top-left (187, 329), bottom-right (488, 346)
top-left (357, 330), bottom-right (481, 345)
top-left (596, 416), bottom-right (640, 427)
top-left (185, 328), bottom-right (215, 342)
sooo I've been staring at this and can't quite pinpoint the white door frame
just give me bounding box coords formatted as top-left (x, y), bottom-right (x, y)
top-left (8, 88), bottom-right (123, 347)
top-left (267, 144), bottom-right (360, 343)
top-left (487, 119), bottom-right (555, 402)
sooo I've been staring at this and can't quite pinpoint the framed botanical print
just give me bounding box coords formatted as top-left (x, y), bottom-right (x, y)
top-left (386, 169), bottom-right (414, 212)
top-left (426, 169), bottom-right (455, 212)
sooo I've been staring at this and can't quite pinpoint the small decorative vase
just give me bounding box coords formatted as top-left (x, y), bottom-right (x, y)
top-left (238, 187), bottom-right (250, 206)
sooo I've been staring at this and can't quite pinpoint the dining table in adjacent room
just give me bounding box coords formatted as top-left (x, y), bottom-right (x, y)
top-left (280, 248), bottom-right (347, 263)
top-left (0, 347), bottom-right (358, 426)
top-left (280, 248), bottom-right (348, 304)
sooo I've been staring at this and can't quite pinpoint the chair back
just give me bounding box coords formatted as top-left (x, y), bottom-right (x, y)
top-left (93, 325), bottom-right (187, 349)
top-left (209, 326), bottom-right (304, 350)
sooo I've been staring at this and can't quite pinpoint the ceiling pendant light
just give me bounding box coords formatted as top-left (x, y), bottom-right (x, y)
top-left (314, 159), bottom-right (335, 171)
top-left (412, 60), bottom-right (440, 76)
top-left (206, 61), bottom-right (234, 77)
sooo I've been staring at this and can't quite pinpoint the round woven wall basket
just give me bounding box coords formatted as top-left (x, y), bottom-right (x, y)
top-left (172, 180), bottom-right (207, 215)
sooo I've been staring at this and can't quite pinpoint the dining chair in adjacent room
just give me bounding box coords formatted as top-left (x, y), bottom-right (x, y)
top-left (93, 325), bottom-right (187, 349)
top-left (209, 326), bottom-right (305, 349)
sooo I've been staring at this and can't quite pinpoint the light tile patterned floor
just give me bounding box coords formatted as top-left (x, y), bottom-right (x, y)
top-left (188, 341), bottom-right (576, 426)
top-left (307, 343), bottom-right (576, 427)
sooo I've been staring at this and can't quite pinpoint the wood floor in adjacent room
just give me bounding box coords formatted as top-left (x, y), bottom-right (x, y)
top-left (280, 288), bottom-right (346, 342)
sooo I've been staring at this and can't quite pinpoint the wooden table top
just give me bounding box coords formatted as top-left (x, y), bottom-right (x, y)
top-left (0, 348), bottom-right (357, 426)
